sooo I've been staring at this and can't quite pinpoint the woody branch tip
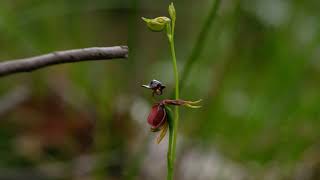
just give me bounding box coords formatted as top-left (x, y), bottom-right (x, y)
top-left (0, 46), bottom-right (128, 77)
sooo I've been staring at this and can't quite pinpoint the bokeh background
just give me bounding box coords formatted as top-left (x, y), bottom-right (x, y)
top-left (0, 0), bottom-right (320, 179)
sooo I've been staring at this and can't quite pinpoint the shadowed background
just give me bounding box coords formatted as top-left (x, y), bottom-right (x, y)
top-left (0, 0), bottom-right (320, 179)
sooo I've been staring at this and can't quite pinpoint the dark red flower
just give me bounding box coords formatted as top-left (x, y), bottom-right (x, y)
top-left (147, 103), bottom-right (167, 131)
top-left (146, 99), bottom-right (201, 143)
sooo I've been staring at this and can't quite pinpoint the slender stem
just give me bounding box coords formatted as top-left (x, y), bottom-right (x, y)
top-left (167, 27), bottom-right (179, 180)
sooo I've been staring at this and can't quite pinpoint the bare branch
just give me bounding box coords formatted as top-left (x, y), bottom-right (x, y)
top-left (0, 46), bottom-right (128, 77)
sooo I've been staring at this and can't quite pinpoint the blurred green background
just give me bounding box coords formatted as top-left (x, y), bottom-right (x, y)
top-left (0, 0), bottom-right (320, 179)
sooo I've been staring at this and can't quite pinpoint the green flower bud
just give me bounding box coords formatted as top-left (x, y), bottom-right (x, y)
top-left (141, 16), bottom-right (171, 32)
top-left (168, 3), bottom-right (176, 21)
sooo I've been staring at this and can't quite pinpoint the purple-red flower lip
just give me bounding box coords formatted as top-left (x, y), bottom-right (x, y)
top-left (147, 99), bottom-right (201, 130)
top-left (146, 99), bottom-right (201, 143)
top-left (147, 104), bottom-right (167, 130)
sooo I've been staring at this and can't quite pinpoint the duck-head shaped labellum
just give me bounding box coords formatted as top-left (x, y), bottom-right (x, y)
top-left (147, 104), bottom-right (167, 131)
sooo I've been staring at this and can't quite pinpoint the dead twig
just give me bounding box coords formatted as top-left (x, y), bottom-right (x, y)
top-left (0, 46), bottom-right (128, 77)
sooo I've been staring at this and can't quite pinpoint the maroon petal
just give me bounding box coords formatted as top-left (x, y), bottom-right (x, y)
top-left (147, 104), bottom-right (167, 129)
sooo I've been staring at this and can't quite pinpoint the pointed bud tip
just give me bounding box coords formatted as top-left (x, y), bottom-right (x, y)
top-left (168, 2), bottom-right (176, 20)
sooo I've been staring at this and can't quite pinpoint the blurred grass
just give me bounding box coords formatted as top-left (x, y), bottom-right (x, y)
top-left (0, 0), bottom-right (319, 179)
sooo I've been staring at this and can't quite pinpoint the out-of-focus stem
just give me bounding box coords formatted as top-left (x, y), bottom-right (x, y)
top-left (179, 0), bottom-right (221, 92)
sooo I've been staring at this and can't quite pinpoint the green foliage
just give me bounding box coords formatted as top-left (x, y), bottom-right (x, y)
top-left (0, 0), bottom-right (320, 179)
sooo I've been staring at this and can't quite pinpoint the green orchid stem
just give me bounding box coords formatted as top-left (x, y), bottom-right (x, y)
top-left (166, 23), bottom-right (179, 180)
